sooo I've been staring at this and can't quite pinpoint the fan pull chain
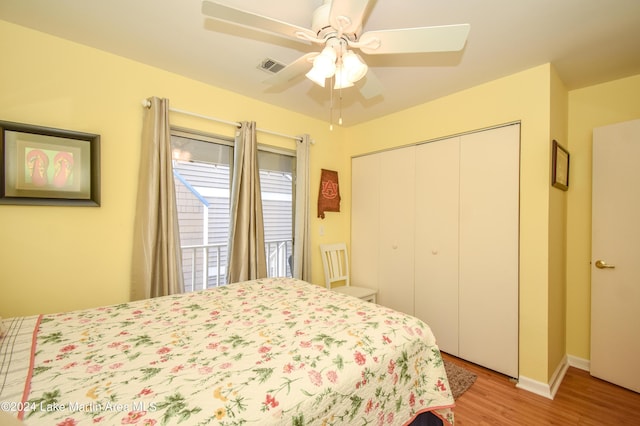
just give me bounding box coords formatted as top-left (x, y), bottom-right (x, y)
top-left (337, 41), bottom-right (343, 127)
top-left (329, 75), bottom-right (334, 131)
top-left (338, 86), bottom-right (343, 126)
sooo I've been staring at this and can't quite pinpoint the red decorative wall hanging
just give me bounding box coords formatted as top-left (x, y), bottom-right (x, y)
top-left (317, 169), bottom-right (340, 219)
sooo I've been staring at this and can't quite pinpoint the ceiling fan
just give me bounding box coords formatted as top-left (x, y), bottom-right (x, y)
top-left (201, 0), bottom-right (470, 98)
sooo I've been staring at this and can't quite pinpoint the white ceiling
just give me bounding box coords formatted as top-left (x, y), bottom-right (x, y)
top-left (1, 0), bottom-right (639, 126)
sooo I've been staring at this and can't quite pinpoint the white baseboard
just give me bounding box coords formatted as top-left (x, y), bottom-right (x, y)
top-left (516, 355), bottom-right (569, 400)
top-left (567, 355), bottom-right (590, 371)
top-left (516, 375), bottom-right (553, 399)
top-left (548, 355), bottom-right (570, 399)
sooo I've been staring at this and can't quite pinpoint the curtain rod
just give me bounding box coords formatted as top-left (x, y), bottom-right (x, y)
top-left (141, 99), bottom-right (302, 142)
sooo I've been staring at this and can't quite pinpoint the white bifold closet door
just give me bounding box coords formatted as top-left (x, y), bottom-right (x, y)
top-left (351, 153), bottom-right (381, 299)
top-left (414, 138), bottom-right (461, 355)
top-left (413, 124), bottom-right (519, 378)
top-left (457, 125), bottom-right (519, 378)
top-left (352, 124), bottom-right (519, 378)
top-left (378, 147), bottom-right (416, 314)
top-left (351, 146), bottom-right (415, 315)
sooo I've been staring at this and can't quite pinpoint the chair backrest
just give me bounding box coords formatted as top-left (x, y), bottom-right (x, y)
top-left (319, 243), bottom-right (350, 289)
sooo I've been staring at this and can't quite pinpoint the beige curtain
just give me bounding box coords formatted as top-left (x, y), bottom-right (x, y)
top-left (131, 97), bottom-right (184, 300)
top-left (293, 134), bottom-right (311, 281)
top-left (226, 121), bottom-right (267, 283)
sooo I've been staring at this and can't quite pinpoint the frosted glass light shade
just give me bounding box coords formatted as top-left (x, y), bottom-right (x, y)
top-left (306, 66), bottom-right (328, 87)
top-left (342, 50), bottom-right (368, 83)
top-left (333, 65), bottom-right (354, 89)
top-left (306, 46), bottom-right (337, 87)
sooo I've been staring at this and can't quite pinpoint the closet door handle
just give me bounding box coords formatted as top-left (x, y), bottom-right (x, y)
top-left (595, 260), bottom-right (615, 269)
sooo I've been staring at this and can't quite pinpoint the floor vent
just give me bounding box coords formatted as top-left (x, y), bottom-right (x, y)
top-left (259, 58), bottom-right (285, 74)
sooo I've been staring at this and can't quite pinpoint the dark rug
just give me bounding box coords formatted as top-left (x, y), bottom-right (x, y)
top-left (444, 360), bottom-right (477, 399)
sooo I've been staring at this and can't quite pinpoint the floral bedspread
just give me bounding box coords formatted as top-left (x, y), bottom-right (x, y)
top-left (1, 278), bottom-right (454, 425)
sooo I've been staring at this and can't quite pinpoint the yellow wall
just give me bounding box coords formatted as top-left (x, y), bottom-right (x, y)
top-left (344, 65), bottom-right (555, 382)
top-left (0, 20), bottom-right (349, 317)
top-left (566, 74), bottom-right (640, 359)
top-left (547, 66), bottom-right (568, 374)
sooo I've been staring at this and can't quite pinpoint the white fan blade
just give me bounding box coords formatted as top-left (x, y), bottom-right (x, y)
top-left (263, 53), bottom-right (317, 85)
top-left (359, 24), bottom-right (470, 55)
top-left (356, 69), bottom-right (383, 99)
top-left (329, 0), bottom-right (371, 34)
top-left (202, 1), bottom-right (316, 42)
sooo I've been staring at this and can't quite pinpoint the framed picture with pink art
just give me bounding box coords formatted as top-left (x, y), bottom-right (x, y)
top-left (0, 120), bottom-right (100, 206)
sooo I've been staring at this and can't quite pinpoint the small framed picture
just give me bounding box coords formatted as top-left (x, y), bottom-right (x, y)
top-left (551, 140), bottom-right (569, 191)
top-left (0, 120), bottom-right (100, 206)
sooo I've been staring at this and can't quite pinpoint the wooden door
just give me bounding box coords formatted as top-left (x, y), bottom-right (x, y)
top-left (414, 137), bottom-right (461, 355)
top-left (458, 124), bottom-right (520, 378)
top-left (591, 119), bottom-right (640, 393)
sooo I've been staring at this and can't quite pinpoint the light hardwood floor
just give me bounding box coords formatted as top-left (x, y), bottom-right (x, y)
top-left (442, 353), bottom-right (640, 425)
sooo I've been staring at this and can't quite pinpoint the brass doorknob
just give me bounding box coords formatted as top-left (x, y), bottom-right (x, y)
top-left (595, 260), bottom-right (615, 269)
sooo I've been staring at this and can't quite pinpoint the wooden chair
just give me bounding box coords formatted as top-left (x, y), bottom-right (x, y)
top-left (319, 243), bottom-right (377, 303)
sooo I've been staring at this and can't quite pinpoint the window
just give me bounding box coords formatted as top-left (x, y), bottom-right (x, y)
top-left (259, 150), bottom-right (295, 279)
top-left (171, 129), bottom-right (295, 292)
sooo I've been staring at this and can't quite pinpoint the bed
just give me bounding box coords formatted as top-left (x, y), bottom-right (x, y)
top-left (1, 277), bottom-right (454, 425)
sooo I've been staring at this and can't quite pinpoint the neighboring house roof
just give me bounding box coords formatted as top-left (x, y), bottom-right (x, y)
top-left (174, 161), bottom-right (293, 245)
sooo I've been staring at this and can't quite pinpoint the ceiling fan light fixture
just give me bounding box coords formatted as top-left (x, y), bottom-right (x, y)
top-left (306, 46), bottom-right (337, 87)
top-left (333, 65), bottom-right (354, 89)
top-left (306, 66), bottom-right (328, 87)
top-left (342, 50), bottom-right (368, 83)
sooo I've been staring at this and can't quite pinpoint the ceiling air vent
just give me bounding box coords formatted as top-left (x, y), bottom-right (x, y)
top-left (259, 58), bottom-right (285, 74)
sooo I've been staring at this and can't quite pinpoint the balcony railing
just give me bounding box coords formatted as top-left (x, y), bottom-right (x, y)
top-left (181, 239), bottom-right (293, 292)
top-left (265, 239), bottom-right (293, 278)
